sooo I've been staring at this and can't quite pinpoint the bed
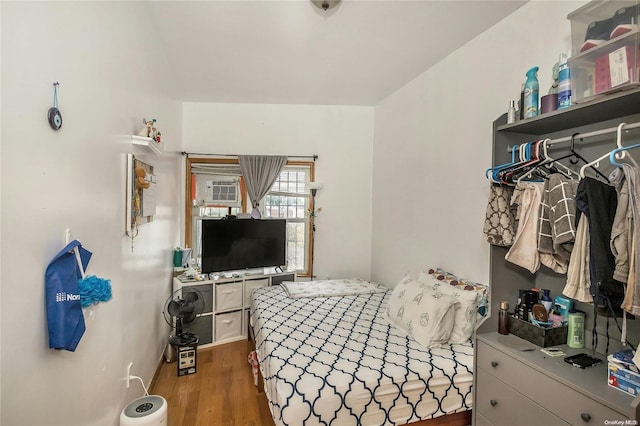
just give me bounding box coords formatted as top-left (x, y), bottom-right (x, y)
top-left (249, 273), bottom-right (487, 426)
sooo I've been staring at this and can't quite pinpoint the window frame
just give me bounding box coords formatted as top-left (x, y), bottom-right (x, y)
top-left (184, 157), bottom-right (315, 277)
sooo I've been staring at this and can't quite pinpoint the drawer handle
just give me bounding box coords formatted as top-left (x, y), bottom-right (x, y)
top-left (580, 413), bottom-right (591, 422)
top-left (223, 290), bottom-right (234, 294)
top-left (491, 361), bottom-right (499, 368)
top-left (223, 320), bottom-right (233, 324)
top-left (490, 399), bottom-right (498, 407)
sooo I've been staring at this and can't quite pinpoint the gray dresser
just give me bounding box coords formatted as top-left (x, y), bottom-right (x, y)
top-left (474, 333), bottom-right (639, 425)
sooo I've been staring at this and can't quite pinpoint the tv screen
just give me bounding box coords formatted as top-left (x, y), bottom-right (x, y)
top-left (200, 219), bottom-right (286, 274)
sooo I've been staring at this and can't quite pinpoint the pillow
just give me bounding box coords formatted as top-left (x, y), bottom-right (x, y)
top-left (417, 272), bottom-right (479, 343)
top-left (386, 273), bottom-right (457, 348)
top-left (424, 268), bottom-right (489, 323)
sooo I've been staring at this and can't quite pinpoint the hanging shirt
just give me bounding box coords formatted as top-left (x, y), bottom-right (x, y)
top-left (575, 177), bottom-right (623, 311)
top-left (609, 167), bottom-right (632, 284)
top-left (483, 184), bottom-right (516, 247)
top-left (505, 182), bottom-right (544, 273)
top-left (538, 173), bottom-right (579, 273)
top-left (620, 164), bottom-right (640, 315)
top-left (563, 214), bottom-right (593, 303)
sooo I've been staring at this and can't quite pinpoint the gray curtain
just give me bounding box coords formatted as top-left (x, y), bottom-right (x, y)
top-left (238, 155), bottom-right (288, 218)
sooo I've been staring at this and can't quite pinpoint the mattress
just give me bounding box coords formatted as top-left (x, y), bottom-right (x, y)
top-left (250, 285), bottom-right (473, 425)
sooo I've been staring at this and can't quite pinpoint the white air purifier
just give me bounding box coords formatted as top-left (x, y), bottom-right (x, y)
top-left (120, 395), bottom-right (167, 426)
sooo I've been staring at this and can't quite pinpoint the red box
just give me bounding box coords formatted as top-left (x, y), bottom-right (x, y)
top-left (595, 44), bottom-right (640, 95)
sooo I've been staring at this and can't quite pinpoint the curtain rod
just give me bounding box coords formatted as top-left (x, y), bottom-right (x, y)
top-left (181, 152), bottom-right (318, 161)
top-left (508, 120), bottom-right (640, 152)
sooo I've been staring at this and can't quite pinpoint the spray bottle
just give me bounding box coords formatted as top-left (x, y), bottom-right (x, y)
top-left (524, 66), bottom-right (539, 119)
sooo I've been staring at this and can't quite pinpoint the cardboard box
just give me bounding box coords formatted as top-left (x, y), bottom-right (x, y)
top-left (508, 315), bottom-right (568, 347)
top-left (608, 362), bottom-right (640, 396)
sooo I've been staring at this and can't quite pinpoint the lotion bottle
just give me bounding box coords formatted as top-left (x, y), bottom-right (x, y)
top-left (523, 66), bottom-right (539, 119)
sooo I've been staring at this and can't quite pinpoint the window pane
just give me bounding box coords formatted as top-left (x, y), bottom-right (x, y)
top-left (263, 166), bottom-right (311, 273)
top-left (287, 222), bottom-right (306, 270)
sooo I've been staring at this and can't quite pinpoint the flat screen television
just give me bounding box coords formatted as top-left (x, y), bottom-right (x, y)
top-left (200, 218), bottom-right (287, 274)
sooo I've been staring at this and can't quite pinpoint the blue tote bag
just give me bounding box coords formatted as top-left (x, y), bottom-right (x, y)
top-left (45, 240), bottom-right (91, 351)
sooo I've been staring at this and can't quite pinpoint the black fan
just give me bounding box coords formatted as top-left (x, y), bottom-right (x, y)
top-left (163, 288), bottom-right (205, 346)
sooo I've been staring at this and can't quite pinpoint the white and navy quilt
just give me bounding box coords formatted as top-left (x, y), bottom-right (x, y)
top-left (250, 285), bottom-right (473, 426)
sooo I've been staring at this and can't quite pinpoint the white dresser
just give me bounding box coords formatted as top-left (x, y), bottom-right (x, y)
top-left (171, 268), bottom-right (296, 348)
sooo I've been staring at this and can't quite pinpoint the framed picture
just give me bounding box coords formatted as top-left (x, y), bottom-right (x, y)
top-left (125, 154), bottom-right (156, 236)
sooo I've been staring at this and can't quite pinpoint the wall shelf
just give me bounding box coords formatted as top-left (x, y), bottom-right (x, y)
top-left (497, 87), bottom-right (640, 135)
top-left (131, 135), bottom-right (162, 155)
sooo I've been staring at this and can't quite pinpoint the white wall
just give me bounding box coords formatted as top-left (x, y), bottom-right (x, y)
top-left (1, 2), bottom-right (182, 425)
top-left (183, 103), bottom-right (374, 280)
top-left (371, 0), bottom-right (585, 288)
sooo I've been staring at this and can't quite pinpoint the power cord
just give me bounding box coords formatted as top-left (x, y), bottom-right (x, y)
top-left (129, 375), bottom-right (149, 396)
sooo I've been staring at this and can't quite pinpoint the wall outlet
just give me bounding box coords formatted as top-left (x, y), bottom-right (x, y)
top-left (126, 362), bottom-right (133, 388)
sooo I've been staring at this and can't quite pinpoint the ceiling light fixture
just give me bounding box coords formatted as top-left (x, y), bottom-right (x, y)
top-left (311, 0), bottom-right (340, 11)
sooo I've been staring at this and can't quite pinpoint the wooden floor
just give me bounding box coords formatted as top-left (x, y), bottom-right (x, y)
top-left (150, 339), bottom-right (274, 426)
top-left (150, 339), bottom-right (471, 426)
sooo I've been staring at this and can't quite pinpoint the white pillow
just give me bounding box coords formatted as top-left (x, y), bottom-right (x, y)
top-left (417, 272), bottom-right (479, 343)
top-left (386, 273), bottom-right (457, 348)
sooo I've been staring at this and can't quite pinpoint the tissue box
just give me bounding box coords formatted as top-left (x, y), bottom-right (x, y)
top-left (508, 315), bottom-right (568, 347)
top-left (608, 362), bottom-right (640, 396)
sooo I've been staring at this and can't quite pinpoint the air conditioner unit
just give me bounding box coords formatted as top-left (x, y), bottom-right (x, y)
top-left (205, 179), bottom-right (240, 206)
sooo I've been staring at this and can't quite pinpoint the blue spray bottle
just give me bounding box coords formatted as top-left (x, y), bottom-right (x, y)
top-left (524, 66), bottom-right (539, 119)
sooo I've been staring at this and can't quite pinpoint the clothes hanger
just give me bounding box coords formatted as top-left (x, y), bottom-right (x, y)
top-left (536, 138), bottom-right (580, 180)
top-left (609, 123), bottom-right (640, 168)
top-left (616, 122), bottom-right (628, 148)
top-left (492, 142), bottom-right (533, 184)
top-left (610, 143), bottom-right (640, 167)
top-left (580, 152), bottom-right (611, 182)
top-left (502, 141), bottom-right (537, 184)
top-left (570, 132), bottom-right (610, 182)
top-left (485, 143), bottom-right (519, 183)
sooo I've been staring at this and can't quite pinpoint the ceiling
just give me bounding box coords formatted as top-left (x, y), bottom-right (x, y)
top-left (148, 0), bottom-right (527, 106)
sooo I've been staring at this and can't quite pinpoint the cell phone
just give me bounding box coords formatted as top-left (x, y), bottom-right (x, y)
top-left (564, 353), bottom-right (602, 369)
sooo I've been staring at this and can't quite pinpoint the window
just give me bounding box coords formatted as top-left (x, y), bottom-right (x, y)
top-left (185, 158), bottom-right (314, 277)
top-left (262, 167), bottom-right (311, 273)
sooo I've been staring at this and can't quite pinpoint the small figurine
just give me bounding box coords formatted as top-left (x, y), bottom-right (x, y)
top-left (137, 118), bottom-right (156, 138)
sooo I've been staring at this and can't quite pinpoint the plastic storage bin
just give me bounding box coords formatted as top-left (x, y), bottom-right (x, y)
top-left (568, 0), bottom-right (639, 103)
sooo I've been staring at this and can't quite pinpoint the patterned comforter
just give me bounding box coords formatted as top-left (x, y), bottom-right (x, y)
top-left (250, 285), bottom-right (473, 426)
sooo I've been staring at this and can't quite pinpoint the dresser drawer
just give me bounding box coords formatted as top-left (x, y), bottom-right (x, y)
top-left (244, 278), bottom-right (269, 306)
top-left (477, 340), bottom-right (629, 424)
top-left (215, 281), bottom-right (243, 311)
top-left (476, 368), bottom-right (568, 426)
top-left (215, 310), bottom-right (242, 341)
top-left (475, 413), bottom-right (493, 426)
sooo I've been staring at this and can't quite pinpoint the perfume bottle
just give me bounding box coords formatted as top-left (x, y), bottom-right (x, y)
top-left (498, 301), bottom-right (510, 335)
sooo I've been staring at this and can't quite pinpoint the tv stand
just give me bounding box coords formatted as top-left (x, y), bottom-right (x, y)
top-left (172, 268), bottom-right (296, 348)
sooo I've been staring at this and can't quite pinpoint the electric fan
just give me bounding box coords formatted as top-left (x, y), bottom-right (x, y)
top-left (162, 287), bottom-right (205, 347)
